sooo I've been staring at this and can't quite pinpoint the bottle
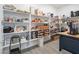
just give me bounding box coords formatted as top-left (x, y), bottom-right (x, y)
top-left (71, 11), bottom-right (74, 17)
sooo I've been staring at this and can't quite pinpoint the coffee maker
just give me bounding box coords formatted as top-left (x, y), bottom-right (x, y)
top-left (68, 21), bottom-right (78, 35)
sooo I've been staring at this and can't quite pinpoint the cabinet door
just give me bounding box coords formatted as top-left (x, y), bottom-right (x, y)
top-left (60, 36), bottom-right (67, 48)
top-left (60, 35), bottom-right (79, 53)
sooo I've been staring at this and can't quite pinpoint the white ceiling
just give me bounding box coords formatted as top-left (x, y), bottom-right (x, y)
top-left (50, 4), bottom-right (70, 9)
top-left (31, 4), bottom-right (70, 9)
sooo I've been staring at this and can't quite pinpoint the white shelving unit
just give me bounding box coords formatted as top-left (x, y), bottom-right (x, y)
top-left (49, 16), bottom-right (61, 36)
top-left (2, 8), bottom-right (51, 53)
top-left (2, 9), bottom-right (30, 50)
top-left (30, 13), bottom-right (50, 47)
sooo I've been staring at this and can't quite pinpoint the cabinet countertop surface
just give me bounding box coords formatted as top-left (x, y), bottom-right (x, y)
top-left (57, 31), bottom-right (79, 39)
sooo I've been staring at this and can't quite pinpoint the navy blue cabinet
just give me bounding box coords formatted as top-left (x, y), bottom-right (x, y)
top-left (59, 35), bottom-right (79, 54)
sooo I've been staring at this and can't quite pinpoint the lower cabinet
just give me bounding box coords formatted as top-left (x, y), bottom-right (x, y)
top-left (60, 35), bottom-right (79, 54)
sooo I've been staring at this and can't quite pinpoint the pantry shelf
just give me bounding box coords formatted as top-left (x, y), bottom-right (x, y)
top-left (31, 14), bottom-right (49, 19)
top-left (30, 38), bottom-right (38, 41)
top-left (31, 22), bottom-right (49, 24)
top-left (3, 9), bottom-right (30, 15)
top-left (4, 31), bottom-right (29, 35)
top-left (2, 22), bottom-right (29, 24)
top-left (31, 29), bottom-right (40, 31)
top-left (3, 39), bottom-right (28, 48)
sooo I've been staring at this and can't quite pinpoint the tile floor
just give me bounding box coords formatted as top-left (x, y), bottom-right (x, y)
top-left (22, 39), bottom-right (71, 54)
